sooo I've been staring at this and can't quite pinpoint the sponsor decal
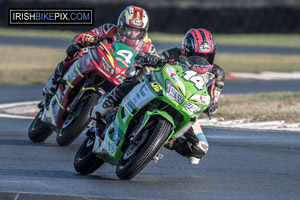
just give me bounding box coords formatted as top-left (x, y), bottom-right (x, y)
top-left (139, 84), bottom-right (147, 96)
top-left (199, 43), bottom-right (211, 52)
top-left (129, 82), bottom-right (155, 109)
top-left (130, 19), bottom-right (143, 26)
top-left (52, 103), bottom-right (59, 116)
top-left (151, 82), bottom-right (162, 92)
top-left (109, 143), bottom-right (117, 154)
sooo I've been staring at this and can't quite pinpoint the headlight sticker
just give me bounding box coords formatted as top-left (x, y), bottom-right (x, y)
top-left (183, 102), bottom-right (203, 116)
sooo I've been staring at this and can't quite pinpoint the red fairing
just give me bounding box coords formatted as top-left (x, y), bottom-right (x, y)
top-left (54, 43), bottom-right (128, 128)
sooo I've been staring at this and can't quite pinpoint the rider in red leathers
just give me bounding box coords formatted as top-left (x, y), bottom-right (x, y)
top-left (90, 28), bottom-right (225, 164)
top-left (42, 5), bottom-right (156, 101)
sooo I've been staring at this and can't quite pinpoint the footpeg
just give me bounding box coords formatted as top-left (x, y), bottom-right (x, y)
top-left (153, 153), bottom-right (163, 163)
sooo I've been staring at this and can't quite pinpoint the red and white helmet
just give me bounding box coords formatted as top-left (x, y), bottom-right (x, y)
top-left (181, 28), bottom-right (216, 65)
top-left (117, 6), bottom-right (149, 46)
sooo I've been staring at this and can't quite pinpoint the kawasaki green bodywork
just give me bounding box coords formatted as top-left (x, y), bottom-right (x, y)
top-left (92, 63), bottom-right (212, 165)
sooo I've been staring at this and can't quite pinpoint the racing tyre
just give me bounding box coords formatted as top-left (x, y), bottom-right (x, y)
top-left (116, 118), bottom-right (171, 180)
top-left (28, 110), bottom-right (55, 142)
top-left (56, 93), bottom-right (99, 146)
top-left (74, 135), bottom-right (104, 174)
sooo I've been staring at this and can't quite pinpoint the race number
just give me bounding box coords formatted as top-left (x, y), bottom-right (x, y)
top-left (183, 71), bottom-right (206, 90)
top-left (116, 50), bottom-right (134, 64)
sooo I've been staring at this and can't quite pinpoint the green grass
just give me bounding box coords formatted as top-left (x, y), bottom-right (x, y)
top-left (1, 28), bottom-right (300, 48)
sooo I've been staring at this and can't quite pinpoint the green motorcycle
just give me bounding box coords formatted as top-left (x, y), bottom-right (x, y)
top-left (74, 56), bottom-right (214, 180)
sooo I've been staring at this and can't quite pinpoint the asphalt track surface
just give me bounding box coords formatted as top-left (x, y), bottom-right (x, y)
top-left (1, 112), bottom-right (300, 200)
top-left (0, 84), bottom-right (300, 200)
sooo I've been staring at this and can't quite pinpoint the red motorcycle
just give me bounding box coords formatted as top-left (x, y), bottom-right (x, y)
top-left (28, 42), bottom-right (136, 146)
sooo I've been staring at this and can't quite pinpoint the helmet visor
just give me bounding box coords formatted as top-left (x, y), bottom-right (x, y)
top-left (185, 51), bottom-right (215, 64)
top-left (119, 24), bottom-right (146, 40)
top-left (186, 56), bottom-right (212, 74)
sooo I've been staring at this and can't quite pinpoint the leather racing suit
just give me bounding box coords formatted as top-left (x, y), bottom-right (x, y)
top-left (42, 23), bottom-right (156, 96)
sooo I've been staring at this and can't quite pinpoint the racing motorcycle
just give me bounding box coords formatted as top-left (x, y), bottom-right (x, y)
top-left (74, 56), bottom-right (214, 180)
top-left (28, 42), bottom-right (136, 146)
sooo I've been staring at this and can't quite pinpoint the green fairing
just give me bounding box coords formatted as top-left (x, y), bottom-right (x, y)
top-left (142, 109), bottom-right (175, 127)
top-left (111, 43), bottom-right (136, 68)
top-left (94, 62), bottom-right (212, 165)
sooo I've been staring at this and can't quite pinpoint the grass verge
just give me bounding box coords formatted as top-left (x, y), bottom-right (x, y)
top-left (215, 53), bottom-right (300, 74)
top-left (211, 92), bottom-right (300, 123)
top-left (0, 45), bottom-right (64, 85)
top-left (1, 45), bottom-right (299, 85)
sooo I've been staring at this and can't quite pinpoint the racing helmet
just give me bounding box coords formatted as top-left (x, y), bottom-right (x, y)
top-left (117, 6), bottom-right (149, 46)
top-left (181, 28), bottom-right (216, 65)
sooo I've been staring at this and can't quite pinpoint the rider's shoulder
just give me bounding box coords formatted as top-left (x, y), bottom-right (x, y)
top-left (141, 33), bottom-right (156, 54)
top-left (92, 23), bottom-right (118, 37)
top-left (212, 63), bottom-right (224, 71)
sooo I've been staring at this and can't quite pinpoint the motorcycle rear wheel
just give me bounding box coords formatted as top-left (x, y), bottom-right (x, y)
top-left (28, 110), bottom-right (55, 142)
top-left (116, 118), bottom-right (171, 180)
top-left (56, 93), bottom-right (99, 146)
top-left (74, 135), bottom-right (104, 175)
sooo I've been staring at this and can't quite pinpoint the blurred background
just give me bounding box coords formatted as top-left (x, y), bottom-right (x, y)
top-left (0, 0), bottom-right (300, 33)
top-left (1, 0), bottom-right (300, 33)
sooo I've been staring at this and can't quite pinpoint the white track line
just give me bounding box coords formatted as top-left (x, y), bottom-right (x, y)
top-left (0, 101), bottom-right (39, 119)
top-left (0, 101), bottom-right (40, 109)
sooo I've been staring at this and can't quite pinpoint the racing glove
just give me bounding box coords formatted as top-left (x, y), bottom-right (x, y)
top-left (66, 43), bottom-right (82, 58)
top-left (81, 34), bottom-right (102, 45)
top-left (135, 52), bottom-right (162, 66)
top-left (208, 100), bottom-right (218, 115)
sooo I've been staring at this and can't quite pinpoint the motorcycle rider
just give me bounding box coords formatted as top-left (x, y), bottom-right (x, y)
top-left (90, 28), bottom-right (225, 164)
top-left (42, 5), bottom-right (156, 102)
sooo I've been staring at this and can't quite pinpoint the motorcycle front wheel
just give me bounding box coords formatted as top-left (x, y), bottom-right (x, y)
top-left (116, 118), bottom-right (171, 180)
top-left (74, 134), bottom-right (104, 175)
top-left (28, 110), bottom-right (55, 142)
top-left (56, 93), bottom-right (99, 146)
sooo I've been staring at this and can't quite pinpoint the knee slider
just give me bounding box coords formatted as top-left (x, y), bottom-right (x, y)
top-left (174, 138), bottom-right (209, 159)
top-left (192, 141), bottom-right (209, 158)
top-left (125, 66), bottom-right (137, 78)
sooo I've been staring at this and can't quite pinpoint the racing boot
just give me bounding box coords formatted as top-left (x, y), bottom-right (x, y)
top-left (90, 86), bottom-right (126, 120)
top-left (164, 139), bottom-right (175, 150)
top-left (42, 61), bottom-right (66, 107)
top-left (173, 128), bottom-right (209, 164)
